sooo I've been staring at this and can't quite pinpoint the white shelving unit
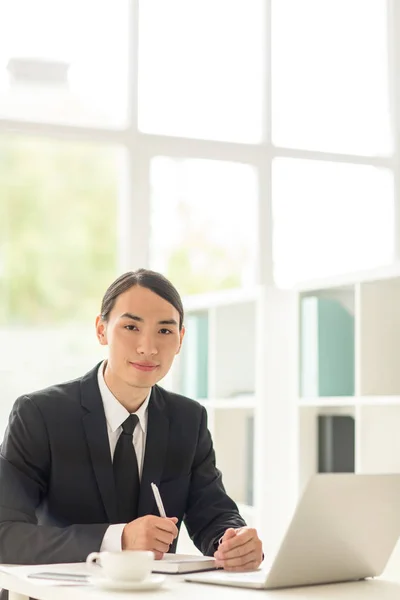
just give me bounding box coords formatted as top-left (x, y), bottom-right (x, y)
top-left (296, 268), bottom-right (400, 485)
top-left (166, 287), bottom-right (261, 554)
top-left (247, 264), bottom-right (400, 563)
top-left (254, 264), bottom-right (400, 567)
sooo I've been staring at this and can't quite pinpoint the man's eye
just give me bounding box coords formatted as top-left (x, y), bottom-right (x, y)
top-left (160, 328), bottom-right (172, 335)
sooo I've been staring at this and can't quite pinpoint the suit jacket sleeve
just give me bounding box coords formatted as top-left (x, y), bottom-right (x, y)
top-left (0, 396), bottom-right (108, 564)
top-left (184, 406), bottom-right (246, 556)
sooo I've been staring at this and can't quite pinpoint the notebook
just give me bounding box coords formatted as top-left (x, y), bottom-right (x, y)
top-left (153, 554), bottom-right (216, 574)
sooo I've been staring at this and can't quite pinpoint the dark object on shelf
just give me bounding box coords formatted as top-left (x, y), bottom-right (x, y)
top-left (318, 415), bottom-right (355, 473)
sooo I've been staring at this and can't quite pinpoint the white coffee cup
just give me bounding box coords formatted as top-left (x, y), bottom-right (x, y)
top-left (86, 550), bottom-right (154, 582)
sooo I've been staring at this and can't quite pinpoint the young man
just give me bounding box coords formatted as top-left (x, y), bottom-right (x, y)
top-left (0, 269), bottom-right (263, 575)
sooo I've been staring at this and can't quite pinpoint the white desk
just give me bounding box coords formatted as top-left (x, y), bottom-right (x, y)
top-left (1, 570), bottom-right (400, 600)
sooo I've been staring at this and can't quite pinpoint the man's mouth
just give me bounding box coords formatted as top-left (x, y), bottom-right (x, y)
top-left (129, 362), bottom-right (159, 372)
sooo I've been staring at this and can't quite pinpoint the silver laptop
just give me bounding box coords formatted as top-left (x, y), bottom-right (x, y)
top-left (185, 474), bottom-right (400, 589)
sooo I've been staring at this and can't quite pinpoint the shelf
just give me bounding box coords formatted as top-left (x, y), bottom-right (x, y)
top-left (294, 261), bottom-right (400, 292)
top-left (274, 271), bottom-right (400, 558)
top-left (197, 395), bottom-right (256, 410)
top-left (298, 396), bottom-right (400, 408)
top-left (183, 286), bottom-right (260, 312)
top-left (358, 396), bottom-right (400, 406)
top-left (298, 397), bottom-right (355, 407)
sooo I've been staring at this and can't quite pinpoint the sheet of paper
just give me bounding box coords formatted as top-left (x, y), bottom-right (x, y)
top-left (0, 563), bottom-right (97, 586)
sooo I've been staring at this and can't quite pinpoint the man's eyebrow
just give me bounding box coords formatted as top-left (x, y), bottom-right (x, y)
top-left (159, 319), bottom-right (179, 326)
top-left (120, 312), bottom-right (144, 322)
top-left (119, 313), bottom-right (178, 327)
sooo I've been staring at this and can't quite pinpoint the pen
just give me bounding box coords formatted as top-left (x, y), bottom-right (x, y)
top-left (151, 481), bottom-right (167, 518)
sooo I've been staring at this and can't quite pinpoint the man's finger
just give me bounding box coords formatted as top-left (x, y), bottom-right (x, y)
top-left (223, 557), bottom-right (260, 572)
top-left (219, 529), bottom-right (253, 553)
top-left (152, 540), bottom-right (171, 554)
top-left (154, 529), bottom-right (176, 546)
top-left (216, 537), bottom-right (253, 560)
top-left (221, 528), bottom-right (236, 542)
top-left (216, 549), bottom-right (257, 570)
top-left (155, 517), bottom-right (179, 537)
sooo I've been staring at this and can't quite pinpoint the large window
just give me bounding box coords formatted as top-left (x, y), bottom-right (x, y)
top-left (149, 157), bottom-right (258, 294)
top-left (271, 0), bottom-right (391, 156)
top-left (0, 0), bottom-right (129, 126)
top-left (0, 137), bottom-right (118, 324)
top-left (1, 0), bottom-right (399, 422)
top-left (138, 0), bottom-right (265, 142)
top-left (272, 159), bottom-right (394, 286)
top-left (0, 137), bottom-right (120, 415)
top-left (270, 0), bottom-right (394, 284)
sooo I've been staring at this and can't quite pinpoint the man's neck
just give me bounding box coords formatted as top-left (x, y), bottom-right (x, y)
top-left (103, 364), bottom-right (150, 413)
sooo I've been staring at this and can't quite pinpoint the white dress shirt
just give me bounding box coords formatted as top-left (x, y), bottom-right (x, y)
top-left (97, 361), bottom-right (151, 551)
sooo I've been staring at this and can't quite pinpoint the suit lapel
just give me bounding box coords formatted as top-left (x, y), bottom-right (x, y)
top-left (138, 386), bottom-right (169, 517)
top-left (80, 364), bottom-right (118, 523)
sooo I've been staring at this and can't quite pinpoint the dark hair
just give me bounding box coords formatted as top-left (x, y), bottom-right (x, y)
top-left (100, 269), bottom-right (184, 330)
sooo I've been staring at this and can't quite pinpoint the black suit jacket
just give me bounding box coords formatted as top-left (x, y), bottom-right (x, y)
top-left (0, 364), bottom-right (245, 566)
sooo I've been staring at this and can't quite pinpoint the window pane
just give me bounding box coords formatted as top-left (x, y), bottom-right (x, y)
top-left (272, 158), bottom-right (394, 286)
top-left (0, 137), bottom-right (119, 428)
top-left (149, 157), bottom-right (258, 294)
top-left (0, 0), bottom-right (129, 127)
top-left (139, 0), bottom-right (265, 143)
top-left (271, 0), bottom-right (391, 155)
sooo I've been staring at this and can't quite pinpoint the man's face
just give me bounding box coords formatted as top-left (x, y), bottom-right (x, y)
top-left (96, 285), bottom-right (184, 390)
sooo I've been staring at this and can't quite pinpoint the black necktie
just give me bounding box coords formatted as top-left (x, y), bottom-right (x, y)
top-left (113, 414), bottom-right (140, 523)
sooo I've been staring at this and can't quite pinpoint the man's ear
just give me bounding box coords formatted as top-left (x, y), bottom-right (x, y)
top-left (95, 314), bottom-right (108, 346)
top-left (176, 326), bottom-right (185, 355)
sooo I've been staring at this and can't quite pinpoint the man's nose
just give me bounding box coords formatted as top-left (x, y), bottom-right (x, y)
top-left (136, 333), bottom-right (158, 356)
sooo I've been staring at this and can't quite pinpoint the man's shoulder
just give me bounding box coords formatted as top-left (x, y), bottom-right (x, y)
top-left (154, 385), bottom-right (204, 415)
top-left (19, 377), bottom-right (80, 404)
top-left (14, 364), bottom-right (99, 413)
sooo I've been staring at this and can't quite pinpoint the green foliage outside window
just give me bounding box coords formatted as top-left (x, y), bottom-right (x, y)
top-left (0, 137), bottom-right (118, 325)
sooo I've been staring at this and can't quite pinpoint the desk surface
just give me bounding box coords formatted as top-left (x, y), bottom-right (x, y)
top-left (1, 570), bottom-right (400, 600)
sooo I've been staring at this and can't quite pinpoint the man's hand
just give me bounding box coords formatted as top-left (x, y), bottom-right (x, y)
top-left (122, 515), bottom-right (178, 560)
top-left (214, 527), bottom-right (263, 571)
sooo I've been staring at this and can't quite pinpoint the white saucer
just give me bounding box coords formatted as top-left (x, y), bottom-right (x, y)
top-left (89, 574), bottom-right (166, 591)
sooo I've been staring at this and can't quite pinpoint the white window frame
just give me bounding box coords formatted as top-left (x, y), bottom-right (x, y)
top-left (0, 0), bottom-right (398, 287)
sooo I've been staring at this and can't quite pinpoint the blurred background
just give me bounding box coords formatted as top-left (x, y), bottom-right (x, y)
top-left (1, 0), bottom-right (400, 560)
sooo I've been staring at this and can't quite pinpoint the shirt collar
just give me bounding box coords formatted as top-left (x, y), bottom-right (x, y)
top-left (97, 361), bottom-right (151, 434)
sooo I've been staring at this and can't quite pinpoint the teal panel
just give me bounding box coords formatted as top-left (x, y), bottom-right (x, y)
top-left (318, 298), bottom-right (354, 396)
top-left (300, 297), bottom-right (354, 397)
top-left (180, 312), bottom-right (209, 399)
